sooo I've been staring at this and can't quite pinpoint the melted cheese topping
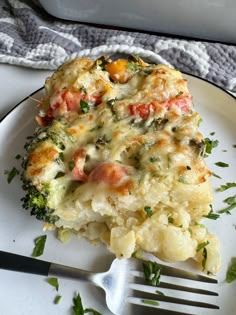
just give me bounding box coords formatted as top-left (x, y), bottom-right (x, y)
top-left (24, 57), bottom-right (220, 273)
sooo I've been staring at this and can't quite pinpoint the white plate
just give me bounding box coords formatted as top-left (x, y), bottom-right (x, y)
top-left (0, 75), bottom-right (236, 315)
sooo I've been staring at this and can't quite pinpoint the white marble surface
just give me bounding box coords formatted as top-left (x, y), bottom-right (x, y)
top-left (0, 64), bottom-right (52, 120)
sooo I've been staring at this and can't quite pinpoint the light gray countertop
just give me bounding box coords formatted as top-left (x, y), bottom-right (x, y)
top-left (0, 64), bottom-right (51, 120)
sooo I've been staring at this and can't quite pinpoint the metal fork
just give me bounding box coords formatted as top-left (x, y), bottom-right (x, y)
top-left (0, 250), bottom-right (219, 315)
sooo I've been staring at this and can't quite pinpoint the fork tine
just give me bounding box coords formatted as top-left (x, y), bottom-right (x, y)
top-left (125, 303), bottom-right (197, 315)
top-left (157, 264), bottom-right (217, 283)
top-left (131, 259), bottom-right (217, 283)
top-left (130, 290), bottom-right (220, 309)
top-left (132, 278), bottom-right (219, 296)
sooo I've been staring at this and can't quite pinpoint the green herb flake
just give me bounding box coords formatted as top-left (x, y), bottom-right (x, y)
top-left (202, 247), bottom-right (208, 271)
top-left (232, 145), bottom-right (236, 148)
top-left (210, 132), bottom-right (215, 136)
top-left (215, 161), bottom-right (229, 168)
top-left (68, 160), bottom-right (75, 171)
top-left (195, 222), bottom-right (205, 228)
top-left (168, 217), bottom-right (174, 224)
top-left (204, 138), bottom-right (219, 156)
top-left (64, 129), bottom-right (75, 143)
top-left (32, 235), bottom-right (47, 257)
top-left (149, 156), bottom-right (160, 163)
top-left (72, 293), bottom-right (84, 315)
top-left (155, 290), bottom-right (165, 296)
top-left (219, 195), bottom-right (236, 214)
top-left (217, 182), bottom-right (236, 192)
top-left (178, 176), bottom-right (188, 184)
top-left (15, 154), bottom-right (21, 160)
top-left (127, 61), bottom-right (140, 72)
top-left (59, 152), bottom-right (65, 162)
top-left (144, 206), bottom-right (153, 218)
top-left (226, 257), bottom-right (236, 283)
top-left (203, 209), bottom-right (220, 220)
top-left (89, 124), bottom-right (103, 132)
top-left (212, 172), bottom-right (222, 179)
top-left (55, 171), bottom-right (65, 179)
top-left (5, 167), bottom-right (19, 184)
top-left (175, 91), bottom-right (184, 98)
top-left (54, 295), bottom-right (62, 304)
top-left (142, 299), bottom-right (160, 306)
top-left (47, 277), bottom-right (59, 291)
top-left (197, 241), bottom-right (210, 252)
top-left (143, 261), bottom-right (161, 286)
top-left (80, 100), bottom-right (89, 113)
top-left (197, 117), bottom-right (203, 127)
top-left (95, 56), bottom-right (109, 70)
top-left (72, 293), bottom-right (102, 315)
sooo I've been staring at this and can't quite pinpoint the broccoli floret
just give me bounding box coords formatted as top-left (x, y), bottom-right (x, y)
top-left (21, 181), bottom-right (59, 224)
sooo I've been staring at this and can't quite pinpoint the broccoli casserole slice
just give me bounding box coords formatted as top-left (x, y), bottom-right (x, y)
top-left (22, 56), bottom-right (220, 273)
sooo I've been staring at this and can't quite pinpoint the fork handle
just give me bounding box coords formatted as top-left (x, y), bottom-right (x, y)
top-left (0, 250), bottom-right (96, 284)
top-left (0, 250), bottom-right (50, 276)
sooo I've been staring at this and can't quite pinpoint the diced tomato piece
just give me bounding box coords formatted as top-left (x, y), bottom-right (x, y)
top-left (88, 162), bottom-right (128, 186)
top-left (87, 94), bottom-right (102, 104)
top-left (165, 95), bottom-right (192, 113)
top-left (70, 148), bottom-right (88, 181)
top-left (71, 166), bottom-right (88, 181)
top-left (129, 103), bottom-right (156, 119)
top-left (64, 90), bottom-right (81, 111)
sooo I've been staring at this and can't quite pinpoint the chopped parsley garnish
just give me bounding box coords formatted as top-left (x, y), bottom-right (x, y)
top-left (149, 156), bottom-right (160, 163)
top-left (178, 176), bottom-right (188, 184)
top-left (80, 100), bottom-right (89, 113)
top-left (210, 132), bottom-right (215, 136)
top-left (47, 277), bottom-right (59, 291)
top-left (95, 56), bottom-right (109, 70)
top-left (197, 241), bottom-right (209, 252)
top-left (168, 217), bottom-right (174, 224)
top-left (143, 261), bottom-right (161, 286)
top-left (72, 293), bottom-right (102, 315)
top-left (197, 241), bottom-right (209, 271)
top-left (107, 98), bottom-right (119, 120)
top-left (32, 235), bottom-right (47, 257)
top-left (175, 91), bottom-right (184, 98)
top-left (232, 144), bottom-right (236, 148)
top-left (5, 167), bottom-right (19, 184)
top-left (64, 129), bottom-right (75, 143)
top-left (150, 118), bottom-right (168, 131)
top-left (144, 206), bottom-right (153, 218)
top-left (212, 172), bottom-right (222, 179)
top-left (54, 295), bottom-right (62, 304)
top-left (197, 117), bottom-right (203, 127)
top-left (226, 257), bottom-right (236, 283)
top-left (142, 299), bottom-right (160, 306)
top-left (127, 61), bottom-right (140, 72)
top-left (15, 154), bottom-right (21, 160)
top-left (59, 152), bottom-right (65, 162)
top-left (204, 138), bottom-right (219, 156)
top-left (215, 161), bottom-right (229, 168)
top-left (219, 195), bottom-right (236, 214)
top-left (68, 160), bottom-right (75, 171)
top-left (203, 209), bottom-right (220, 220)
top-left (89, 124), bottom-right (103, 132)
top-left (216, 182), bottom-right (236, 192)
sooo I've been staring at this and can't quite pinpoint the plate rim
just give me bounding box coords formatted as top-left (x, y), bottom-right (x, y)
top-left (0, 73), bottom-right (235, 124)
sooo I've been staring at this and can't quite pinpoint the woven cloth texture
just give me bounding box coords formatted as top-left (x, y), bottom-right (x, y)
top-left (1, 0), bottom-right (236, 91)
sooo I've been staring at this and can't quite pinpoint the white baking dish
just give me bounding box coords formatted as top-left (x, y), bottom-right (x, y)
top-left (38, 0), bottom-right (236, 43)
